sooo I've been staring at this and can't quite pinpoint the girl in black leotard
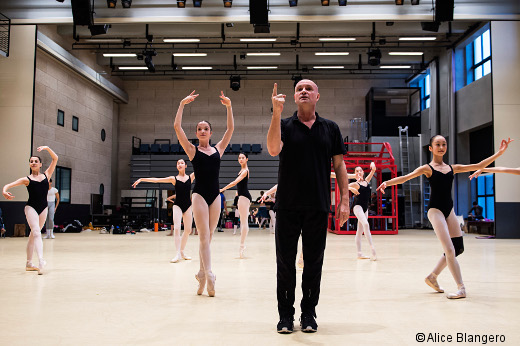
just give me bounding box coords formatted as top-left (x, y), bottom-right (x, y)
top-left (220, 152), bottom-right (251, 258)
top-left (2, 146), bottom-right (58, 275)
top-left (349, 162), bottom-right (377, 261)
top-left (378, 135), bottom-right (512, 299)
top-left (133, 159), bottom-right (195, 263)
top-left (174, 90), bottom-right (234, 297)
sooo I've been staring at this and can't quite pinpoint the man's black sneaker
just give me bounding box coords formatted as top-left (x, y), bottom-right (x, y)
top-left (277, 316), bottom-right (294, 334)
top-left (300, 314), bottom-right (318, 333)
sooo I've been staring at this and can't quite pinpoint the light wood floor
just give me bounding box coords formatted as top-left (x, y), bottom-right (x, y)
top-left (1, 228), bottom-right (519, 345)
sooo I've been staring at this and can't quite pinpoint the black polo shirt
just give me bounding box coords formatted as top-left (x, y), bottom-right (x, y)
top-left (275, 112), bottom-right (346, 212)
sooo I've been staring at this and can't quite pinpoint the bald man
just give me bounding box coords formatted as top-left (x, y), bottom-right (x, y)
top-left (267, 80), bottom-right (350, 333)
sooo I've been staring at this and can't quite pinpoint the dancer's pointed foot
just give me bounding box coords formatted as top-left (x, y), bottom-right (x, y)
top-left (181, 252), bottom-right (192, 260)
top-left (26, 262), bottom-right (38, 271)
top-left (195, 271), bottom-right (206, 295)
top-left (447, 284), bottom-right (466, 299)
top-left (170, 253), bottom-right (181, 263)
top-left (38, 259), bottom-right (46, 275)
top-left (357, 255), bottom-right (370, 260)
top-left (206, 272), bottom-right (216, 297)
top-left (370, 250), bottom-right (377, 261)
top-left (425, 273), bottom-right (444, 293)
top-left (239, 245), bottom-right (246, 259)
top-left (166, 231), bottom-right (173, 236)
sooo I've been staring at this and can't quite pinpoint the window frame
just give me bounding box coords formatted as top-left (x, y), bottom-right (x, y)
top-left (72, 116), bottom-right (79, 132)
top-left (57, 109), bottom-right (65, 127)
top-left (474, 173), bottom-right (494, 220)
top-left (409, 69), bottom-right (430, 111)
top-left (55, 166), bottom-right (72, 203)
top-left (466, 29), bottom-right (492, 85)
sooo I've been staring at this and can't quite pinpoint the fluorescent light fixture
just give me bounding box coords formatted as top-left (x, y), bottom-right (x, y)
top-left (380, 65), bottom-right (412, 69)
top-left (246, 53), bottom-right (281, 56)
top-left (172, 53), bottom-right (208, 57)
top-left (163, 38), bottom-right (201, 43)
top-left (313, 66), bottom-right (345, 69)
top-left (181, 66), bottom-right (213, 70)
top-left (103, 53), bottom-right (137, 57)
top-left (319, 37), bottom-right (356, 41)
top-left (240, 38), bottom-right (277, 42)
top-left (314, 52), bottom-right (349, 56)
top-left (246, 66), bottom-right (278, 69)
top-left (118, 66), bottom-right (148, 70)
top-left (399, 37), bottom-right (436, 41)
top-left (84, 39), bottom-right (123, 43)
top-left (388, 52), bottom-right (424, 56)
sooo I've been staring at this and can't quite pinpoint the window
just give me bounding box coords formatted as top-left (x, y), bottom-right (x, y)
top-left (55, 166), bottom-right (71, 203)
top-left (465, 29), bottom-right (491, 85)
top-left (57, 109), bottom-right (64, 127)
top-left (72, 116), bottom-right (79, 132)
top-left (473, 174), bottom-right (494, 220)
top-left (409, 70), bottom-right (430, 110)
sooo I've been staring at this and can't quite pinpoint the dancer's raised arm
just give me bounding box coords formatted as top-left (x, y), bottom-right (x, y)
top-left (39, 146), bottom-right (58, 179)
top-left (215, 91), bottom-right (234, 156)
top-left (365, 162), bottom-right (377, 182)
top-left (174, 91), bottom-right (199, 160)
top-left (2, 177), bottom-right (30, 200)
top-left (469, 166), bottom-right (520, 180)
top-left (267, 83), bottom-right (285, 156)
top-left (452, 138), bottom-right (513, 174)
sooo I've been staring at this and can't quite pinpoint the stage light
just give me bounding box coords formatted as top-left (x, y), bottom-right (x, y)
top-left (421, 21), bottom-right (440, 32)
top-left (395, 0), bottom-right (403, 5)
top-left (89, 25), bottom-right (110, 36)
top-left (107, 0), bottom-right (117, 8)
top-left (193, 0), bottom-right (202, 7)
top-left (177, 0), bottom-right (186, 8)
top-left (143, 50), bottom-right (157, 72)
top-left (289, 0), bottom-right (298, 6)
top-left (367, 48), bottom-right (382, 66)
top-left (122, 0), bottom-right (132, 8)
top-left (338, 0), bottom-right (347, 5)
top-left (230, 75), bottom-right (241, 91)
top-left (321, 0), bottom-right (329, 6)
top-left (223, 0), bottom-right (232, 7)
top-left (411, 0), bottom-right (420, 5)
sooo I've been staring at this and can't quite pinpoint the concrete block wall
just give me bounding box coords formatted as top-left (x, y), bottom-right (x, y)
top-left (117, 78), bottom-right (405, 197)
top-left (33, 51), bottom-right (116, 205)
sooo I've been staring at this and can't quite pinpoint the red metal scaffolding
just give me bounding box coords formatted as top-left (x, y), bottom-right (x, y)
top-left (329, 142), bottom-right (399, 235)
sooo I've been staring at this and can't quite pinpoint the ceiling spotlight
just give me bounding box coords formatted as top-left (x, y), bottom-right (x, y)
top-left (321, 0), bottom-right (329, 5)
top-left (367, 48), bottom-right (382, 66)
top-left (89, 25), bottom-right (110, 36)
top-left (177, 0), bottom-right (186, 8)
top-left (289, 0), bottom-right (298, 6)
top-left (143, 50), bottom-right (157, 73)
top-left (122, 0), bottom-right (132, 8)
top-left (421, 21), bottom-right (440, 32)
top-left (338, 0), bottom-right (347, 5)
top-left (55, 0), bottom-right (65, 2)
top-left (107, 0), bottom-right (117, 8)
top-left (193, 0), bottom-right (202, 7)
top-left (411, 0), bottom-right (420, 4)
top-left (223, 0), bottom-right (232, 7)
top-left (226, 23), bottom-right (234, 27)
top-left (395, 0), bottom-right (403, 5)
top-left (230, 75), bottom-right (241, 91)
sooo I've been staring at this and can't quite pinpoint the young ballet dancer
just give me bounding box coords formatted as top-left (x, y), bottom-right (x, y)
top-left (377, 135), bottom-right (513, 299)
top-left (220, 152), bottom-right (251, 258)
top-left (45, 179), bottom-right (59, 239)
top-left (2, 146), bottom-right (59, 275)
top-left (174, 90), bottom-right (234, 297)
top-left (132, 159), bottom-right (194, 263)
top-left (349, 162), bottom-right (377, 260)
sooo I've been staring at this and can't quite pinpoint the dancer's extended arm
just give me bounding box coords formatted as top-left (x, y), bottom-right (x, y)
top-left (133, 176), bottom-right (176, 188)
top-left (469, 166), bottom-right (520, 180)
top-left (377, 165), bottom-right (431, 193)
top-left (453, 138), bottom-right (513, 174)
top-left (2, 177), bottom-right (30, 200)
top-left (220, 170), bottom-right (248, 193)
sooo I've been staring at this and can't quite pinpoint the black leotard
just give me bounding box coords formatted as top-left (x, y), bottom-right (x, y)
top-left (174, 176), bottom-right (192, 213)
top-left (236, 170), bottom-right (252, 202)
top-left (353, 181), bottom-right (371, 213)
top-left (26, 173), bottom-right (49, 214)
top-left (191, 146), bottom-right (221, 206)
top-left (427, 164), bottom-right (454, 219)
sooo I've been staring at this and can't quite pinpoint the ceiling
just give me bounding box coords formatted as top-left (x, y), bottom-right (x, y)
top-left (2, 1), bottom-right (519, 80)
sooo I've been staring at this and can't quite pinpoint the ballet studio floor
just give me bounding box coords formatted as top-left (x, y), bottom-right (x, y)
top-left (1, 228), bottom-right (519, 346)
